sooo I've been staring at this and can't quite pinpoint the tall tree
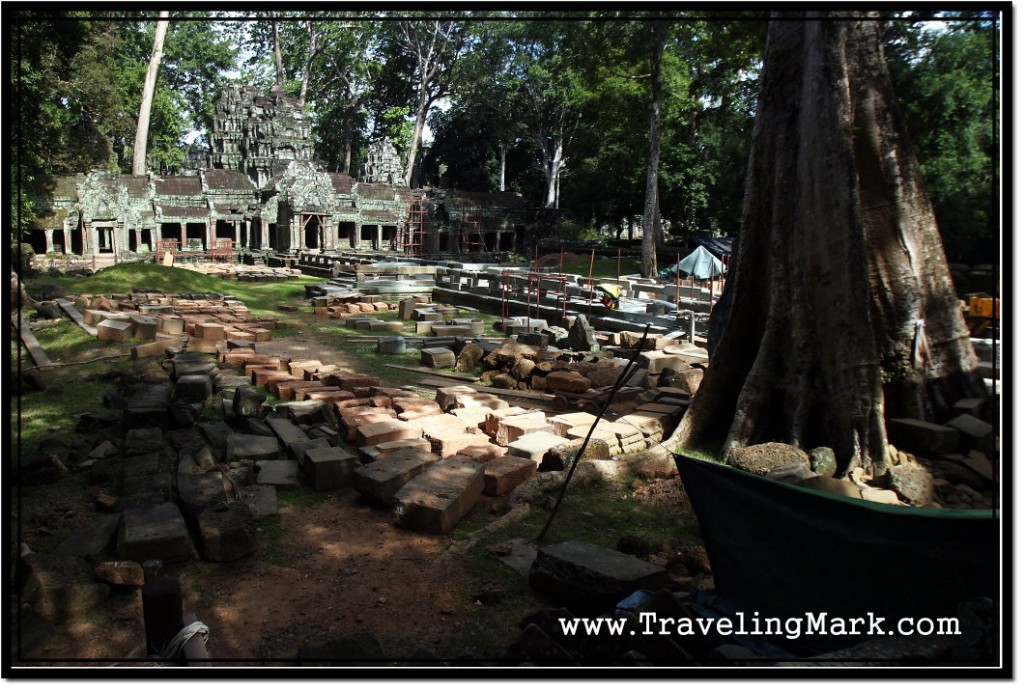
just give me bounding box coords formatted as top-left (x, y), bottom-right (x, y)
top-left (377, 16), bottom-right (466, 187)
top-left (679, 13), bottom-right (983, 477)
top-left (507, 20), bottom-right (587, 208)
top-left (885, 16), bottom-right (997, 265)
top-left (640, 20), bottom-right (669, 278)
top-left (132, 11), bottom-right (169, 175)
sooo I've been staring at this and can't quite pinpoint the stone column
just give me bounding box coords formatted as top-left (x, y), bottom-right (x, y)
top-left (134, 229), bottom-right (142, 252)
top-left (179, 225), bottom-right (186, 250)
top-left (62, 228), bottom-right (70, 254)
top-left (376, 225), bottom-right (383, 251)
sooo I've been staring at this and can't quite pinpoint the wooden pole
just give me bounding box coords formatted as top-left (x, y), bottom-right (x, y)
top-left (587, 248), bottom-right (595, 318)
top-left (142, 577), bottom-right (184, 657)
top-left (559, 247), bottom-right (564, 273)
top-left (617, 248), bottom-right (621, 278)
top-left (675, 253), bottom-right (681, 309)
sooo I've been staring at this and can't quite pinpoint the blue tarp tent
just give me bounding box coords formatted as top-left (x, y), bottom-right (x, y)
top-left (659, 245), bottom-right (726, 280)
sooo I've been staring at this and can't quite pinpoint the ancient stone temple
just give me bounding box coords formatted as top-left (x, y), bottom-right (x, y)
top-left (210, 85), bottom-right (312, 188)
top-left (27, 85), bottom-right (528, 262)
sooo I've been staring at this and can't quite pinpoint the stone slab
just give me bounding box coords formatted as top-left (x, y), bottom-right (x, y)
top-left (530, 540), bottom-right (669, 612)
top-left (508, 431), bottom-right (571, 464)
top-left (888, 418), bottom-right (961, 457)
top-left (255, 460), bottom-right (301, 487)
top-left (356, 419), bottom-right (421, 447)
top-left (392, 457), bottom-right (485, 534)
top-left (118, 502), bottom-right (193, 564)
top-left (197, 503), bottom-right (256, 562)
top-left (483, 456), bottom-right (537, 496)
top-left (353, 448), bottom-right (440, 504)
top-left (303, 447), bottom-right (358, 491)
top-left (52, 513), bottom-right (122, 562)
top-left (225, 433), bottom-right (281, 462)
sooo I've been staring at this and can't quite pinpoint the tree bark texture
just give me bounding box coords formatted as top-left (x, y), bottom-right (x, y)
top-left (641, 23), bottom-right (668, 279)
top-left (132, 12), bottom-right (170, 176)
top-left (271, 16), bottom-right (285, 88)
top-left (679, 15), bottom-right (982, 476)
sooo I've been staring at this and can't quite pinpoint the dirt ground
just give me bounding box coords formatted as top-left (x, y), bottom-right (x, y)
top-left (18, 327), bottom-right (694, 667)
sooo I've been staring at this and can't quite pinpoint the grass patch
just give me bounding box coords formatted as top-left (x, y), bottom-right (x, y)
top-left (24, 263), bottom-right (322, 315)
top-left (277, 485), bottom-right (332, 509)
top-left (440, 478), bottom-right (701, 657)
top-left (13, 359), bottom-right (128, 454)
top-left (676, 442), bottom-right (725, 464)
top-left (255, 514), bottom-right (290, 566)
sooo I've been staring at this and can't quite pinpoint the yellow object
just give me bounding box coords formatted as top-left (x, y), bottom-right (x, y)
top-left (968, 297), bottom-right (999, 319)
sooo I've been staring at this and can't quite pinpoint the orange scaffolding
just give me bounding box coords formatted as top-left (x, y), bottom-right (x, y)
top-left (401, 197), bottom-right (428, 256)
top-left (500, 270), bottom-right (568, 324)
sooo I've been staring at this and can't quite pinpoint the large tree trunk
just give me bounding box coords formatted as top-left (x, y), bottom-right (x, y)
top-left (542, 137), bottom-right (564, 209)
top-left (679, 14), bottom-right (982, 477)
top-left (405, 92), bottom-right (429, 187)
top-left (641, 24), bottom-right (667, 278)
top-left (499, 143), bottom-right (507, 192)
top-left (271, 15), bottom-right (285, 88)
top-left (131, 12), bottom-right (170, 176)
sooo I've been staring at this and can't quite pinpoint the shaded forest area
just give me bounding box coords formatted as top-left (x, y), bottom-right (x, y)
top-left (11, 10), bottom-right (998, 264)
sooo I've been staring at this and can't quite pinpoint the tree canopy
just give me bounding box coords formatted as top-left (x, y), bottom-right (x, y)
top-left (10, 9), bottom-right (999, 266)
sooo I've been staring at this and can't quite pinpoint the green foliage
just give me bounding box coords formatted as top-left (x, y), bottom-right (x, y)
top-left (887, 18), bottom-right (997, 264)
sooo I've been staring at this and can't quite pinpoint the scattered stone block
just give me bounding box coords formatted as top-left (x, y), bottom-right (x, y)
top-left (360, 438), bottom-right (433, 465)
top-left (393, 457), bottom-right (484, 534)
top-left (159, 316), bottom-right (185, 334)
top-left (118, 503), bottom-right (193, 564)
top-left (888, 418), bottom-right (961, 457)
top-left (96, 319), bottom-right (133, 342)
top-left (496, 413), bottom-right (553, 446)
top-left (393, 397), bottom-right (442, 421)
top-left (131, 339), bottom-right (182, 359)
top-left (378, 336), bottom-right (407, 354)
top-left (356, 419), bottom-right (421, 447)
top-left (421, 347), bottom-right (456, 368)
top-left (239, 485), bottom-right (277, 519)
top-left (946, 414), bottom-right (994, 452)
top-left (193, 323), bottom-right (226, 341)
top-left (266, 417), bottom-right (311, 446)
top-left (93, 560), bottom-right (145, 588)
top-left (233, 387), bottom-right (267, 417)
top-left (130, 315), bottom-right (160, 340)
top-left (197, 503), bottom-right (256, 562)
top-left (175, 373), bottom-right (213, 403)
top-left (177, 472), bottom-right (227, 522)
top-left (509, 431), bottom-right (571, 464)
top-left (303, 447), bottom-right (357, 491)
top-left (530, 540), bottom-right (669, 612)
top-left (425, 431), bottom-right (490, 458)
top-left (887, 464), bottom-right (935, 505)
top-left (545, 371), bottom-right (592, 394)
top-left (225, 433), bottom-right (281, 462)
top-left (255, 460), bottom-right (301, 487)
top-left (52, 513), bottom-right (121, 562)
top-left (321, 373), bottom-right (382, 392)
top-left (541, 439), bottom-right (612, 471)
top-left (483, 456), bottom-right (536, 496)
top-left (353, 448), bottom-right (440, 504)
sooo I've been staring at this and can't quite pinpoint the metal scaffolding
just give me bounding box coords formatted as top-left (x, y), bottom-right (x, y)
top-left (401, 197), bottom-right (428, 256)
